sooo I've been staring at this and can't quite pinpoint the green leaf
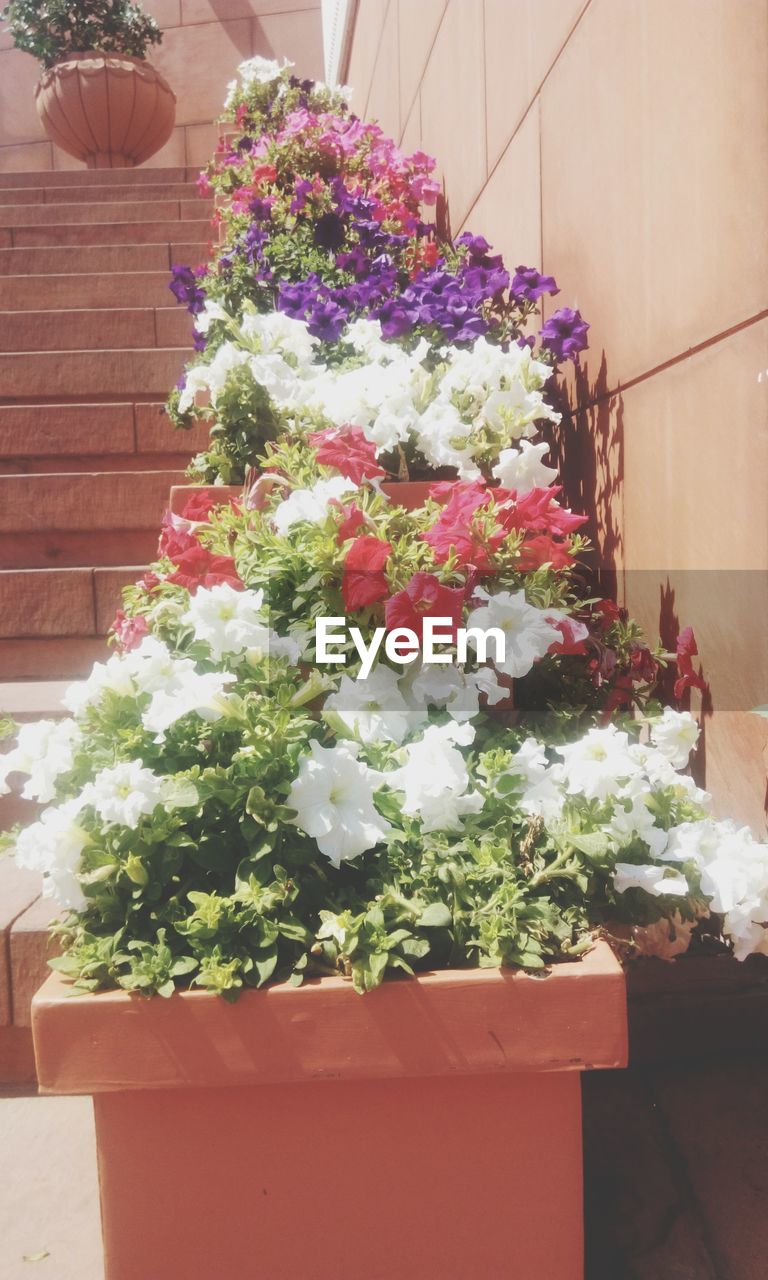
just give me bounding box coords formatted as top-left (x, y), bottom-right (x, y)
top-left (419, 902), bottom-right (452, 930)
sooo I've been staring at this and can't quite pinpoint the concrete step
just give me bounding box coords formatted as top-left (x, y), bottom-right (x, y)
top-left (0, 182), bottom-right (200, 206)
top-left (0, 637), bottom-right (107, 680)
top-left (0, 680), bottom-right (71, 720)
top-left (6, 220), bottom-right (212, 248)
top-left (0, 307), bottom-right (191, 353)
top-left (0, 401), bottom-right (208, 462)
top-left (0, 166), bottom-right (193, 187)
top-left (0, 565), bottom-right (145, 639)
top-left (0, 347), bottom-right (188, 397)
top-left (1, 271), bottom-right (178, 310)
top-left (0, 198), bottom-right (211, 227)
top-left (0, 470), bottom-right (181, 535)
top-left (0, 241), bottom-right (206, 276)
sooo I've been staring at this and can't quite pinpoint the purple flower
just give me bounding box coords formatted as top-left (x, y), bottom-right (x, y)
top-left (169, 264), bottom-right (206, 316)
top-left (336, 247), bottom-right (370, 279)
top-left (305, 298), bottom-right (348, 341)
top-left (248, 197), bottom-right (273, 222)
top-left (539, 307), bottom-right (590, 362)
top-left (290, 179), bottom-right (314, 214)
top-left (314, 211), bottom-right (346, 251)
top-left (511, 266), bottom-right (560, 304)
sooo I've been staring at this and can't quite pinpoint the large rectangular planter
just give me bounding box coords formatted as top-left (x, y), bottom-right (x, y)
top-left (32, 942), bottom-right (627, 1280)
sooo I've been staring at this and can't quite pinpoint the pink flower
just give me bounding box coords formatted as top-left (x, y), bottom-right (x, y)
top-left (111, 611), bottom-right (149, 653)
top-left (310, 425), bottom-right (386, 485)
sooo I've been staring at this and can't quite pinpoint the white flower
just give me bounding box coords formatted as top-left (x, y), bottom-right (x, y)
top-left (492, 441), bottom-right (558, 492)
top-left (240, 309), bottom-right (317, 365)
top-left (650, 707), bottom-right (700, 770)
top-left (194, 299), bottom-right (230, 335)
top-left (613, 863), bottom-right (691, 898)
top-left (142, 671), bottom-right (238, 740)
top-left (272, 476), bottom-right (356, 534)
top-left (465, 589), bottom-right (560, 679)
top-left (603, 777), bottom-right (669, 858)
top-left (500, 737), bottom-right (565, 820)
top-left (0, 718), bottom-right (81, 803)
top-left (287, 740), bottom-right (390, 865)
top-left (81, 761), bottom-right (198, 828)
top-left (324, 667), bottom-right (415, 744)
top-left (177, 342), bottom-right (249, 414)
top-left (183, 584), bottom-right (268, 661)
top-left (556, 726), bottom-right (641, 803)
top-left (237, 55), bottom-right (293, 88)
top-left (388, 722), bottom-right (484, 832)
top-left (15, 799), bottom-right (89, 910)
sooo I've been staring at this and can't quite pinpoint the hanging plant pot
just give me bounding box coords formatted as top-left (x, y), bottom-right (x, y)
top-left (34, 53), bottom-right (176, 169)
top-left (33, 941), bottom-right (626, 1280)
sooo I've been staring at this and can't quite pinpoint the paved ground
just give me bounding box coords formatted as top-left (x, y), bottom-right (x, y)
top-left (0, 1091), bottom-right (102, 1280)
top-left (2, 1056), bottom-right (767, 1280)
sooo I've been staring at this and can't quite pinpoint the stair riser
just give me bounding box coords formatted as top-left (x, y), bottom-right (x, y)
top-left (0, 471), bottom-right (183, 534)
top-left (0, 348), bottom-right (188, 397)
top-left (0, 637), bottom-right (108, 679)
top-left (0, 242), bottom-right (206, 276)
top-left (0, 402), bottom-right (209, 459)
top-left (0, 184), bottom-right (201, 206)
top-left (0, 566), bottom-right (144, 639)
top-left (0, 308), bottom-right (192, 353)
top-left (1, 272), bottom-right (177, 310)
top-left (0, 530), bottom-right (159, 570)
top-left (8, 221), bottom-right (212, 247)
top-left (0, 168), bottom-right (194, 188)
top-left (1, 455), bottom-right (193, 476)
top-left (0, 200), bottom-right (211, 226)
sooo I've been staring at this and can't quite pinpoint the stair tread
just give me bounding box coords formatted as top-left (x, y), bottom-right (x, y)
top-left (0, 680), bottom-right (70, 717)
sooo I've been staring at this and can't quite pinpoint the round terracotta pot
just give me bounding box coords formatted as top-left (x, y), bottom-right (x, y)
top-left (34, 52), bottom-right (176, 169)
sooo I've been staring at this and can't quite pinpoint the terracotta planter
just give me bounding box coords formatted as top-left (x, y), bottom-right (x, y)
top-left (35, 53), bottom-right (176, 169)
top-left (33, 942), bottom-right (626, 1279)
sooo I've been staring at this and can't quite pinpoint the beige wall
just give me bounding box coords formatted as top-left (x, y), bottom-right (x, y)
top-left (346, 0), bottom-right (768, 830)
top-left (0, 0), bottom-right (324, 171)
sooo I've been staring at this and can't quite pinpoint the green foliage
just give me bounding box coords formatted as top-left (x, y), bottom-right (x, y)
top-left (2, 0), bottom-right (162, 67)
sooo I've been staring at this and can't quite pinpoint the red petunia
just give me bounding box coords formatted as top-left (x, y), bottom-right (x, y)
top-left (497, 486), bottom-right (588, 538)
top-left (166, 545), bottom-right (243, 593)
top-left (629, 644), bottom-right (659, 684)
top-left (342, 536), bottom-right (392, 611)
top-left (546, 615), bottom-right (590, 656)
top-left (422, 481), bottom-right (497, 568)
top-left (180, 491), bottom-right (234, 523)
top-left (333, 499), bottom-right (367, 544)
top-left (158, 512), bottom-right (198, 560)
top-left (674, 627), bottom-right (708, 700)
top-left (516, 534), bottom-right (575, 571)
top-left (309, 425), bottom-right (386, 486)
top-left (385, 572), bottom-right (465, 641)
top-left (111, 610), bottom-right (149, 653)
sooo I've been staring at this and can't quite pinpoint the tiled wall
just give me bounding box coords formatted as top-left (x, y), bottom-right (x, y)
top-left (0, 0), bottom-right (323, 171)
top-left (346, 0), bottom-right (768, 830)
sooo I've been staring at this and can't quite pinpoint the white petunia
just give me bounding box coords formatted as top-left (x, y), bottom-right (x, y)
top-left (556, 726), bottom-right (642, 803)
top-left (177, 342), bottom-right (250, 414)
top-left (650, 707), bottom-right (700, 770)
top-left (81, 761), bottom-right (198, 828)
top-left (237, 54), bottom-right (293, 88)
top-left (272, 476), bottom-right (356, 535)
top-left (388, 722), bottom-right (484, 833)
top-left (183, 583), bottom-right (268, 661)
top-left (15, 799), bottom-right (89, 910)
top-left (324, 667), bottom-right (415, 744)
top-left (492, 441), bottom-right (559, 493)
top-left (464, 589), bottom-right (561, 679)
top-left (142, 671), bottom-right (238, 740)
top-left (613, 863), bottom-right (691, 898)
top-left (500, 737), bottom-right (565, 821)
top-left (0, 718), bottom-right (81, 803)
top-left (287, 740), bottom-right (391, 865)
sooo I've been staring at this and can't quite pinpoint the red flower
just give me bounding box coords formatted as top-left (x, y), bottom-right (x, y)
top-left (309, 425), bottom-right (385, 485)
top-left (547, 615), bottom-right (589, 656)
top-left (385, 572), bottom-right (465, 641)
top-left (166, 545), bottom-right (243, 593)
top-left (629, 644), bottom-right (659, 683)
top-left (423, 481), bottom-right (496, 568)
top-left (600, 674), bottom-right (635, 723)
top-left (497, 486), bottom-right (587, 537)
top-left (180, 491), bottom-right (234, 522)
top-left (342, 536), bottom-right (392, 611)
top-left (593, 599), bottom-right (622, 631)
top-left (158, 512), bottom-right (198, 559)
top-left (139, 572), bottom-right (161, 592)
top-left (674, 627), bottom-right (708, 700)
top-left (111, 610), bottom-right (149, 652)
top-left (516, 534), bottom-right (575, 571)
top-left (333, 500), bottom-right (367, 543)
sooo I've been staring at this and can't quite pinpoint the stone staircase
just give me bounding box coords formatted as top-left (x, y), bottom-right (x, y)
top-left (0, 166), bottom-right (211, 1077)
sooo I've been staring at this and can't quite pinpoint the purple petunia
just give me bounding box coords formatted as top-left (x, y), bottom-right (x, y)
top-left (169, 264), bottom-right (206, 315)
top-left (539, 307), bottom-right (590, 362)
top-left (511, 266), bottom-right (560, 304)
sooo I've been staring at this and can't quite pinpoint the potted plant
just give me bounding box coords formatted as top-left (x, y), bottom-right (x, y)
top-left (2, 0), bottom-right (175, 168)
top-left (6, 55), bottom-right (748, 1280)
